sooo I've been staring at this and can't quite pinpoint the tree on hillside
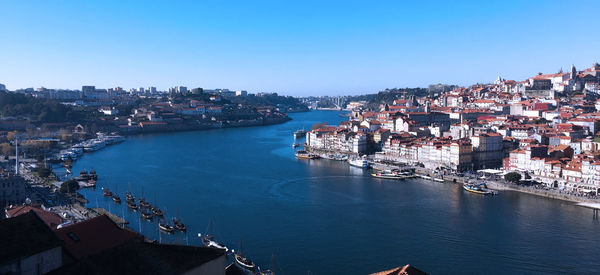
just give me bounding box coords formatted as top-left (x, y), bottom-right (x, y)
top-left (504, 172), bottom-right (522, 183)
top-left (0, 143), bottom-right (14, 156)
top-left (35, 165), bottom-right (52, 178)
top-left (60, 179), bottom-right (80, 193)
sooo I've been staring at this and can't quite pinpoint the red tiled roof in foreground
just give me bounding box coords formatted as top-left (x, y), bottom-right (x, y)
top-left (5, 205), bottom-right (63, 229)
top-left (55, 214), bottom-right (143, 260)
top-left (369, 264), bottom-right (428, 275)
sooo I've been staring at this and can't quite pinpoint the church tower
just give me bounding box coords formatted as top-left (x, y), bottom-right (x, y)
top-left (570, 64), bottom-right (577, 80)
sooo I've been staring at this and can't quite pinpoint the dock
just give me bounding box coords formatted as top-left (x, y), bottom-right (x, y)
top-left (92, 208), bottom-right (129, 225)
top-left (576, 203), bottom-right (600, 219)
top-left (577, 202), bottom-right (600, 209)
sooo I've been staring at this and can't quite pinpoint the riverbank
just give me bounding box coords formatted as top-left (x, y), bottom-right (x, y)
top-left (485, 181), bottom-right (600, 204)
top-left (118, 116), bottom-right (291, 135)
top-left (369, 160), bottom-right (600, 205)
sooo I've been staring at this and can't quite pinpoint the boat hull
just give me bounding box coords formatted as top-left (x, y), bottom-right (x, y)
top-left (234, 255), bottom-right (256, 275)
top-left (371, 173), bottom-right (407, 180)
top-left (463, 185), bottom-right (494, 195)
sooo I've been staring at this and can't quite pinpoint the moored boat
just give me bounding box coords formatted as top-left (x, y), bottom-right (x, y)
top-left (234, 253), bottom-right (256, 274)
top-left (89, 169), bottom-right (98, 180)
top-left (371, 170), bottom-right (407, 180)
top-left (79, 171), bottom-right (90, 181)
top-left (348, 157), bottom-right (370, 168)
top-left (295, 150), bottom-right (320, 160)
top-left (127, 202), bottom-right (139, 210)
top-left (463, 183), bottom-right (496, 195)
top-left (334, 154), bottom-right (348, 161)
top-left (201, 235), bottom-right (228, 252)
top-left (139, 197), bottom-right (151, 208)
top-left (173, 218), bottom-right (186, 231)
top-left (141, 209), bottom-right (153, 220)
top-left (112, 194), bottom-right (121, 203)
top-left (125, 192), bottom-right (135, 203)
top-left (158, 220), bottom-right (174, 233)
top-left (152, 207), bottom-right (164, 217)
top-left (200, 219), bottom-right (228, 251)
top-left (102, 188), bottom-right (113, 197)
top-left (293, 129), bottom-right (307, 139)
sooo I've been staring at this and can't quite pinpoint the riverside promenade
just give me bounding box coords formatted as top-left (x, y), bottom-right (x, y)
top-left (371, 161), bottom-right (600, 205)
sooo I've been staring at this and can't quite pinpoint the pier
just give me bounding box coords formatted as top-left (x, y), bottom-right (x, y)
top-left (91, 207), bottom-right (129, 225)
top-left (576, 203), bottom-right (600, 219)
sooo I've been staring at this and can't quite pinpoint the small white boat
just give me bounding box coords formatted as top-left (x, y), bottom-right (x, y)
top-left (199, 234), bottom-right (229, 252)
top-left (348, 158), bottom-right (370, 168)
top-left (102, 135), bottom-right (125, 145)
top-left (293, 129), bottom-right (307, 139)
top-left (83, 139), bottom-right (106, 152)
top-left (234, 253), bottom-right (256, 274)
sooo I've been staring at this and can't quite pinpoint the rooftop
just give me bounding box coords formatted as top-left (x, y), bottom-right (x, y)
top-left (55, 214), bottom-right (142, 260)
top-left (49, 242), bottom-right (225, 275)
top-left (5, 205), bottom-right (64, 229)
top-left (369, 264), bottom-right (428, 275)
top-left (0, 211), bottom-right (63, 265)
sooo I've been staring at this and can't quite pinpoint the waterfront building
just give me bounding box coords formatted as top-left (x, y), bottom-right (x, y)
top-left (506, 145), bottom-right (548, 172)
top-left (0, 212), bottom-right (64, 274)
top-left (471, 133), bottom-right (503, 169)
top-left (0, 175), bottom-right (27, 207)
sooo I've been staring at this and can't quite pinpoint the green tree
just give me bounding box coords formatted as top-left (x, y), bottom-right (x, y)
top-left (504, 172), bottom-right (522, 183)
top-left (60, 179), bottom-right (80, 193)
top-left (0, 143), bottom-right (14, 156)
top-left (35, 165), bottom-right (52, 178)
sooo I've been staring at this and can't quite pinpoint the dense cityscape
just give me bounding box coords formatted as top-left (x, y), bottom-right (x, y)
top-left (304, 63), bottom-right (600, 198)
top-left (2, 61), bottom-right (600, 274)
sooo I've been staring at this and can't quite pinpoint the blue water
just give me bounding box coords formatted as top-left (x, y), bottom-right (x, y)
top-left (72, 110), bottom-right (600, 274)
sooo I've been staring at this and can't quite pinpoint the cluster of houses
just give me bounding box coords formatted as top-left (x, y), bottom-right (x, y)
top-left (98, 97), bottom-right (289, 133)
top-left (306, 62), bottom-right (600, 194)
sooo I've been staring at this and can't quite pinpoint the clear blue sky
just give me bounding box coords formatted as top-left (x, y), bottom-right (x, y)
top-left (1, 1), bottom-right (599, 96)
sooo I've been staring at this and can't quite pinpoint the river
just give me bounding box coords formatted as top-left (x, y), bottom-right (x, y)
top-left (72, 110), bottom-right (600, 274)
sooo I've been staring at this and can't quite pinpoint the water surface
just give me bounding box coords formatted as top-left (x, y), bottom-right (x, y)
top-left (73, 110), bottom-right (600, 274)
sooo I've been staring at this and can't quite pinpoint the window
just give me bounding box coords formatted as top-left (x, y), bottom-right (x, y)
top-left (68, 232), bottom-right (80, 242)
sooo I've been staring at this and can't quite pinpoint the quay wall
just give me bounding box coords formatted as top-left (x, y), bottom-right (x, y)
top-left (371, 160), bottom-right (600, 205)
top-left (485, 181), bottom-right (599, 204)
